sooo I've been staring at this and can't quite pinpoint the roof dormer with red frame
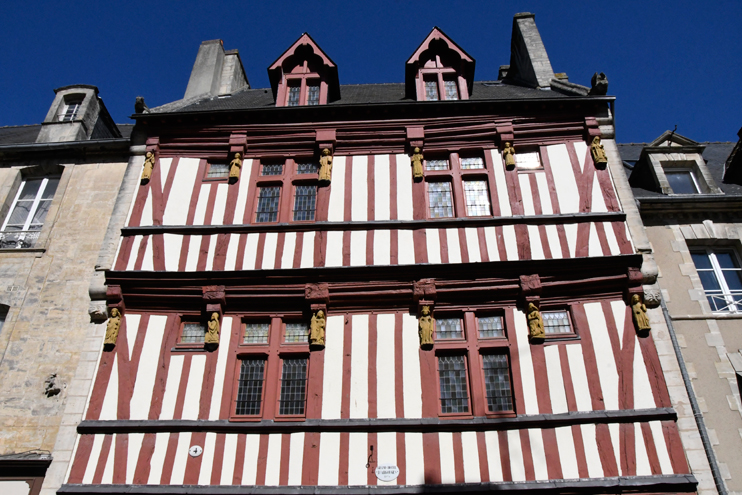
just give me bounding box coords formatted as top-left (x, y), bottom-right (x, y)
top-left (268, 33), bottom-right (340, 107)
top-left (405, 27), bottom-right (475, 102)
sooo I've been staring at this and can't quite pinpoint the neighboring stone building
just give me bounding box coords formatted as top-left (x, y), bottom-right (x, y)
top-left (619, 129), bottom-right (742, 494)
top-left (59, 13), bottom-right (712, 495)
top-left (0, 86), bottom-right (141, 495)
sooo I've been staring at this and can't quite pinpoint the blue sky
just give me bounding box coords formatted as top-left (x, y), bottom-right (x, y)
top-left (2, 0), bottom-right (740, 143)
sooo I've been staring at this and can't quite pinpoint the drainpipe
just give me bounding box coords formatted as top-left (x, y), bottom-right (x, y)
top-left (660, 296), bottom-right (727, 495)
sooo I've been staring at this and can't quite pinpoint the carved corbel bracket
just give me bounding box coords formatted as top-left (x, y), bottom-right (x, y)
top-left (519, 274), bottom-right (542, 308)
top-left (305, 282), bottom-right (330, 306)
top-left (413, 279), bottom-right (436, 312)
top-left (316, 129), bottom-right (336, 155)
top-left (406, 126), bottom-right (424, 151)
top-left (406, 126), bottom-right (425, 182)
top-left (624, 267), bottom-right (644, 305)
top-left (106, 285), bottom-right (125, 314)
top-left (202, 285), bottom-right (226, 317)
top-left (584, 117), bottom-right (602, 140)
top-left (103, 285), bottom-right (125, 351)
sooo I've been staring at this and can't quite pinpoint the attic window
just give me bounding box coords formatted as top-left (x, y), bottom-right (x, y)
top-left (59, 97), bottom-right (83, 122)
top-left (666, 169), bottom-right (700, 194)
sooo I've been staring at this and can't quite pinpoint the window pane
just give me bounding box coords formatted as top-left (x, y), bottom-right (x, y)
top-left (244, 322), bottom-right (270, 344)
top-left (444, 80), bottom-right (459, 100)
top-left (207, 163), bottom-right (229, 178)
top-left (262, 163), bottom-right (284, 176)
top-left (287, 86), bottom-right (300, 106)
top-left (542, 311), bottom-right (571, 334)
top-left (436, 318), bottom-right (463, 339)
top-left (41, 178), bottom-right (59, 200)
top-left (307, 85), bottom-right (320, 105)
top-left (478, 316), bottom-right (504, 338)
top-left (425, 159), bottom-right (449, 171)
top-left (30, 200), bottom-right (52, 227)
top-left (181, 322), bottom-right (205, 343)
top-left (723, 270), bottom-right (742, 292)
top-left (279, 358), bottom-right (307, 415)
top-left (428, 182), bottom-right (453, 218)
top-left (461, 157), bottom-right (484, 170)
top-left (515, 152), bottom-right (541, 170)
top-left (18, 180), bottom-right (42, 200)
top-left (666, 171), bottom-right (698, 194)
top-left (256, 186), bottom-right (280, 223)
top-left (463, 180), bottom-right (491, 216)
top-left (691, 252), bottom-right (713, 270)
top-left (293, 185), bottom-right (317, 221)
top-left (5, 201), bottom-right (32, 228)
top-left (236, 358), bottom-right (265, 415)
top-left (425, 80), bottom-right (439, 101)
top-left (715, 252), bottom-right (740, 269)
top-left (483, 354), bottom-right (512, 412)
top-left (697, 271), bottom-right (722, 292)
top-left (284, 322), bottom-right (308, 343)
top-left (438, 355), bottom-right (469, 413)
top-left (61, 101), bottom-right (82, 121)
top-left (297, 162), bottom-right (318, 174)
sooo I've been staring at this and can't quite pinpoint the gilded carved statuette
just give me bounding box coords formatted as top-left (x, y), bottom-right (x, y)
top-left (141, 151), bottom-right (155, 184)
top-left (527, 303), bottom-right (545, 340)
top-left (104, 308), bottom-right (122, 349)
top-left (310, 309), bottom-right (326, 348)
top-left (502, 142), bottom-right (516, 170)
top-left (418, 305), bottom-right (434, 349)
top-left (205, 312), bottom-right (220, 347)
top-left (411, 147), bottom-right (424, 182)
top-left (229, 152), bottom-right (243, 183)
top-left (318, 148), bottom-right (333, 184)
top-left (591, 136), bottom-right (608, 169)
top-left (631, 294), bottom-right (651, 332)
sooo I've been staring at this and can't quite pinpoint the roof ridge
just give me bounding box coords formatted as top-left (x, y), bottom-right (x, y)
top-left (0, 123), bottom-right (42, 129)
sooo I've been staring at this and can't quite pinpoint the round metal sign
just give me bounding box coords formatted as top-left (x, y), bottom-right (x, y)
top-left (188, 445), bottom-right (203, 457)
top-left (375, 464), bottom-right (399, 482)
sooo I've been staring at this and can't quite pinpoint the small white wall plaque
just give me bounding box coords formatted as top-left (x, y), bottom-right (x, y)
top-left (375, 464), bottom-right (399, 482)
top-left (188, 445), bottom-right (203, 457)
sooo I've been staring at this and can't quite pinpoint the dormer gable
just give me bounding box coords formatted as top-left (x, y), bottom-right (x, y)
top-left (268, 33), bottom-right (340, 107)
top-left (405, 27), bottom-right (475, 101)
top-left (648, 130), bottom-right (701, 148)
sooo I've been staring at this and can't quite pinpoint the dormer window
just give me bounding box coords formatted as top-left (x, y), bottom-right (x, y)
top-left (268, 33), bottom-right (340, 108)
top-left (58, 96), bottom-right (83, 122)
top-left (666, 169), bottom-right (700, 194)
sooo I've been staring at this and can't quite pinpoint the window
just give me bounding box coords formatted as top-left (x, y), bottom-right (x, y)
top-left (0, 177), bottom-right (60, 248)
top-left (542, 310), bottom-right (573, 335)
top-left (252, 158), bottom-right (318, 224)
top-left (262, 163), bottom-right (284, 176)
top-left (425, 79), bottom-right (439, 101)
top-left (206, 163), bottom-right (229, 179)
top-left (306, 84), bottom-right (320, 106)
top-left (255, 186), bottom-right (280, 223)
top-left (287, 85), bottom-right (301, 107)
top-left (59, 98), bottom-right (82, 122)
top-left (666, 169), bottom-right (700, 194)
top-left (284, 77), bottom-right (324, 107)
top-left (691, 249), bottom-right (742, 312)
top-left (233, 316), bottom-right (310, 420)
top-left (419, 71), bottom-right (464, 101)
top-left (180, 322), bottom-right (205, 344)
top-left (297, 162), bottom-right (319, 174)
top-left (434, 311), bottom-right (513, 417)
top-left (293, 185), bottom-right (317, 221)
top-left (515, 151), bottom-right (542, 170)
top-left (423, 152), bottom-right (494, 219)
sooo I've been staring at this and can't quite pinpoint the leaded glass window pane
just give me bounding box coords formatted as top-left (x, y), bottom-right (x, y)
top-left (243, 322), bottom-right (270, 344)
top-left (284, 322), bottom-right (308, 343)
top-left (483, 354), bottom-right (512, 412)
top-left (293, 185), bottom-right (317, 221)
top-left (181, 322), bottom-right (205, 343)
top-left (461, 157), bottom-right (484, 169)
top-left (436, 318), bottom-right (463, 339)
top-left (438, 355), bottom-right (469, 413)
top-left (255, 186), bottom-right (280, 223)
top-left (261, 163), bottom-right (284, 176)
top-left (207, 163), bottom-right (229, 178)
top-left (425, 159), bottom-right (449, 171)
top-left (307, 85), bottom-right (320, 105)
top-left (463, 180), bottom-right (491, 216)
top-left (444, 80), bottom-right (459, 100)
top-left (478, 316), bottom-right (504, 338)
top-left (515, 151), bottom-right (541, 170)
top-left (236, 358), bottom-right (265, 415)
top-left (543, 311), bottom-right (571, 334)
top-left (425, 80), bottom-right (439, 101)
top-left (428, 182), bottom-right (453, 218)
top-left (297, 162), bottom-right (319, 174)
top-left (279, 358), bottom-right (307, 415)
top-left (287, 86), bottom-right (300, 106)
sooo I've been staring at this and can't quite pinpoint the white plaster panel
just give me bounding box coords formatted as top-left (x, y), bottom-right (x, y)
top-left (241, 434), bottom-right (260, 485)
top-left (446, 228), bottom-right (462, 263)
top-left (588, 223), bottom-right (603, 257)
top-left (327, 157), bottom-right (346, 222)
top-left (159, 355), bottom-right (184, 420)
top-left (82, 435), bottom-right (105, 484)
top-left (529, 429), bottom-right (549, 480)
top-left (584, 302), bottom-right (619, 410)
top-left (580, 424), bottom-right (604, 477)
top-left (489, 149), bottom-right (512, 216)
top-left (130, 315), bottom-right (167, 419)
top-left (373, 229), bottom-right (390, 265)
top-left (402, 313), bottom-right (422, 418)
top-left (317, 432), bottom-right (340, 485)
top-left (125, 313), bottom-right (141, 358)
top-left (465, 228), bottom-right (481, 262)
top-left (535, 172), bottom-right (553, 214)
top-left (193, 184), bottom-right (210, 225)
top-left (374, 155), bottom-right (391, 221)
top-left (141, 236), bottom-right (154, 271)
top-left (398, 230), bottom-right (415, 265)
top-left (507, 430), bottom-right (526, 481)
top-left (261, 232), bottom-right (277, 269)
top-left (351, 155), bottom-right (368, 221)
top-left (554, 426), bottom-right (579, 479)
top-left (350, 230), bottom-right (367, 267)
top-left (281, 232), bottom-right (297, 268)
top-left (348, 433), bottom-right (368, 485)
top-left (591, 174), bottom-right (607, 213)
top-left (170, 432), bottom-right (192, 484)
top-left (185, 235), bottom-right (201, 272)
top-left (461, 431), bottom-right (481, 483)
top-left (484, 226), bottom-right (499, 261)
top-left (300, 231), bottom-right (315, 268)
top-left (220, 434), bottom-right (239, 485)
top-left (404, 432), bottom-right (425, 485)
top-left (264, 434), bottom-right (281, 485)
top-left (566, 344), bottom-right (592, 412)
top-left (634, 337), bottom-right (657, 409)
top-left (503, 225), bottom-right (518, 260)
top-left (528, 225), bottom-right (545, 260)
top-left (205, 234), bottom-right (218, 271)
top-left (321, 316), bottom-right (345, 419)
top-left (127, 433), bottom-right (144, 484)
top-left (438, 432), bottom-right (456, 483)
top-left (147, 433), bottom-right (170, 484)
top-left (126, 235), bottom-right (142, 271)
top-left (287, 432), bottom-right (305, 485)
top-left (164, 234), bottom-right (183, 271)
top-left (233, 159), bottom-right (253, 224)
top-left (635, 423), bottom-right (652, 476)
top-left (349, 315), bottom-right (369, 418)
top-left (163, 158), bottom-right (200, 225)
top-left (484, 431), bottom-right (503, 481)
top-left (545, 224), bottom-right (562, 259)
top-left (209, 317), bottom-right (233, 420)
top-left (564, 224), bottom-right (577, 258)
top-left (544, 344), bottom-right (568, 414)
top-left (426, 228), bottom-right (441, 264)
top-left (224, 234), bottom-right (239, 271)
top-left (376, 432), bottom-right (397, 485)
top-left (181, 355), bottom-right (206, 420)
top-left (212, 183), bottom-right (229, 225)
top-left (396, 154), bottom-right (414, 220)
top-left (198, 432), bottom-right (217, 485)
top-left (519, 174), bottom-right (536, 216)
top-left (548, 144), bottom-right (580, 214)
top-left (325, 231), bottom-right (344, 267)
top-left (99, 355), bottom-right (118, 420)
top-left (513, 309), bottom-right (538, 414)
top-left (376, 314), bottom-right (396, 419)
top-left (243, 233), bottom-right (258, 270)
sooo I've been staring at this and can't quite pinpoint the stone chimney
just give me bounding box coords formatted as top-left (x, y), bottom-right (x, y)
top-left (184, 40), bottom-right (249, 100)
top-left (505, 13), bottom-right (555, 88)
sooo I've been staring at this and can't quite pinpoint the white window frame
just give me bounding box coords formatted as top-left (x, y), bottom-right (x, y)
top-left (59, 100), bottom-right (82, 122)
top-left (692, 248), bottom-right (742, 313)
top-left (664, 168), bottom-right (701, 194)
top-left (1, 178), bottom-right (57, 233)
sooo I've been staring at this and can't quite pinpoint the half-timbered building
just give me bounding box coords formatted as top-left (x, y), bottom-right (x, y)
top-left (60, 13), bottom-right (704, 495)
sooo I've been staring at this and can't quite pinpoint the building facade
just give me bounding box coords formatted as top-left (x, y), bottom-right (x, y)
top-left (59, 13), bottom-right (707, 495)
top-left (0, 86), bottom-right (140, 495)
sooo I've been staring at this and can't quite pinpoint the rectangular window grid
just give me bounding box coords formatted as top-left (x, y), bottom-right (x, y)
top-left (293, 185), bottom-right (317, 221)
top-left (278, 358), bottom-right (307, 415)
top-left (3, 178), bottom-right (60, 233)
top-left (235, 358), bottom-right (265, 415)
top-left (425, 80), bottom-right (439, 101)
top-left (482, 354), bottom-right (513, 412)
top-left (261, 163), bottom-right (284, 176)
top-left (243, 322), bottom-right (270, 344)
top-left (436, 318), bottom-right (463, 340)
top-left (543, 311), bottom-right (571, 334)
top-left (181, 322), bottom-right (205, 344)
top-left (444, 80), bottom-right (459, 100)
top-left (306, 85), bottom-right (320, 105)
top-left (478, 316), bottom-right (504, 338)
top-left (287, 86), bottom-right (301, 106)
top-left (297, 162), bottom-right (319, 174)
top-left (692, 250), bottom-right (742, 312)
top-left (438, 355), bottom-right (469, 413)
top-left (428, 182), bottom-right (454, 218)
top-left (425, 159), bottom-right (449, 171)
top-left (463, 180), bottom-right (491, 216)
top-left (60, 101), bottom-right (82, 122)
top-left (461, 157), bottom-right (485, 169)
top-left (206, 163), bottom-right (229, 178)
top-left (255, 186), bottom-right (280, 223)
top-left (515, 151), bottom-right (542, 170)
top-left (284, 322), bottom-right (308, 343)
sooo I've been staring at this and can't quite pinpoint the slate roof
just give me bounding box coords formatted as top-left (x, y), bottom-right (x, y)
top-left (149, 81), bottom-right (572, 114)
top-left (617, 142), bottom-right (742, 198)
top-left (0, 123), bottom-right (133, 146)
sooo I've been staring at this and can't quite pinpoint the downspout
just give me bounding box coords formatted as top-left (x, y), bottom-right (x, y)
top-left (660, 296), bottom-right (727, 495)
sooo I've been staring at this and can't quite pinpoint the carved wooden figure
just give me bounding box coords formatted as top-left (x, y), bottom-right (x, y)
top-left (205, 312), bottom-right (220, 346)
top-left (418, 305), bottom-right (434, 349)
top-left (318, 148), bottom-right (333, 184)
top-left (310, 309), bottom-right (326, 347)
top-left (103, 308), bottom-right (121, 348)
top-left (229, 152), bottom-right (243, 183)
top-left (527, 303), bottom-right (545, 340)
top-left (591, 136), bottom-right (608, 169)
top-left (631, 294), bottom-right (651, 332)
top-left (411, 147), bottom-right (424, 182)
top-left (141, 151), bottom-right (155, 184)
top-left (502, 142), bottom-right (516, 170)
